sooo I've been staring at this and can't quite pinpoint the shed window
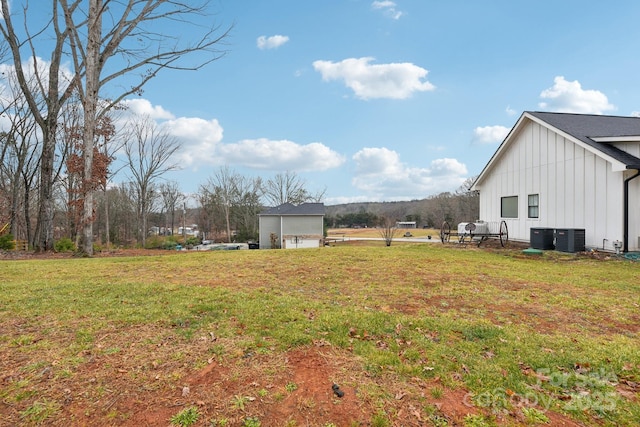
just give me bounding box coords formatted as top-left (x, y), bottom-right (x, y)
top-left (528, 194), bottom-right (539, 218)
top-left (501, 196), bottom-right (518, 218)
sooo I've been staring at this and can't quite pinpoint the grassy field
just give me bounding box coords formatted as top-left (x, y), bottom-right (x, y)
top-left (1, 240), bottom-right (639, 426)
top-left (326, 227), bottom-right (439, 239)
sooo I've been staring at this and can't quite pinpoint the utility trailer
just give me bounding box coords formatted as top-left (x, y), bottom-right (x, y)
top-left (439, 220), bottom-right (509, 247)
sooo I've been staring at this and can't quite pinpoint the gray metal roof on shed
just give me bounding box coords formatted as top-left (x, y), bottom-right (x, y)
top-left (528, 111), bottom-right (640, 169)
top-left (259, 202), bottom-right (325, 216)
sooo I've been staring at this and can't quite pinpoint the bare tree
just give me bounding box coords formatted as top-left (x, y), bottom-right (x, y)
top-left (1, 1), bottom-right (78, 251)
top-left (200, 167), bottom-right (263, 243)
top-left (123, 115), bottom-right (181, 247)
top-left (202, 166), bottom-right (238, 243)
top-left (198, 184), bottom-right (227, 241)
top-left (101, 182), bottom-right (138, 246)
top-left (429, 192), bottom-right (454, 225)
top-left (97, 111), bottom-right (125, 250)
top-left (262, 171), bottom-right (325, 207)
top-left (62, 103), bottom-right (115, 248)
top-left (0, 69), bottom-right (44, 246)
top-left (232, 175), bottom-right (263, 242)
top-left (158, 181), bottom-right (183, 236)
top-left (378, 216), bottom-right (399, 247)
top-left (64, 0), bottom-right (230, 255)
top-left (0, 0), bottom-right (230, 253)
top-left (455, 176), bottom-right (479, 222)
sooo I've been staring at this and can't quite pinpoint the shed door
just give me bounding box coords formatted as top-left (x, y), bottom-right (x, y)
top-left (287, 235), bottom-right (319, 249)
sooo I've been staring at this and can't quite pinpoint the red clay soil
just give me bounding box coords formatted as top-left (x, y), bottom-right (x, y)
top-left (0, 248), bottom-right (593, 426)
top-left (44, 345), bottom-right (584, 427)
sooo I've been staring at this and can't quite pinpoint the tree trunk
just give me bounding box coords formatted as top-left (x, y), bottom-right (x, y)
top-left (10, 160), bottom-right (21, 238)
top-left (140, 196), bottom-right (147, 247)
top-left (224, 204), bottom-right (232, 243)
top-left (81, 0), bottom-right (103, 256)
top-left (37, 122), bottom-right (57, 251)
top-left (104, 189), bottom-right (111, 249)
top-left (23, 177), bottom-right (31, 248)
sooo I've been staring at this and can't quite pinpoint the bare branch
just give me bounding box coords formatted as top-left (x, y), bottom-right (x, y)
top-left (122, 114), bottom-right (181, 246)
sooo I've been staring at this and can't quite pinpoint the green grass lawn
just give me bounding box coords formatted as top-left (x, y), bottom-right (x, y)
top-left (1, 243), bottom-right (639, 426)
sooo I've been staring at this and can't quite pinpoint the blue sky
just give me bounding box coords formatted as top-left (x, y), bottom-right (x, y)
top-left (5, 1), bottom-right (640, 205)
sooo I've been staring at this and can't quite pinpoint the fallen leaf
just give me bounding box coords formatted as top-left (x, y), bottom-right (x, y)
top-left (395, 392), bottom-right (407, 400)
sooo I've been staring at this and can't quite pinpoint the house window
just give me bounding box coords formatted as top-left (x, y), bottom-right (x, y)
top-left (501, 196), bottom-right (518, 218)
top-left (528, 194), bottom-right (539, 218)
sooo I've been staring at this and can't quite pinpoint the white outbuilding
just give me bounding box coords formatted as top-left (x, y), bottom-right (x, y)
top-left (258, 203), bottom-right (325, 249)
top-left (472, 111), bottom-right (640, 252)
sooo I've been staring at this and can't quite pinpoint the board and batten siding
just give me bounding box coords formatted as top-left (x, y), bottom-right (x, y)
top-left (477, 120), bottom-right (628, 251)
top-left (258, 216), bottom-right (281, 249)
top-left (281, 216), bottom-right (322, 235)
top-left (259, 215), bottom-right (324, 249)
top-left (281, 216), bottom-right (324, 249)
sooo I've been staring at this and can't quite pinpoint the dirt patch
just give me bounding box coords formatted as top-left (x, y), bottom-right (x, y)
top-left (2, 245), bottom-right (622, 426)
top-left (0, 318), bottom-right (534, 427)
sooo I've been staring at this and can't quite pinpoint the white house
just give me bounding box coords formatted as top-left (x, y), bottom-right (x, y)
top-left (258, 203), bottom-right (325, 249)
top-left (472, 112), bottom-right (640, 252)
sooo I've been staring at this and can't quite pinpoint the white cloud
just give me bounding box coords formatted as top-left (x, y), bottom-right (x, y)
top-left (121, 98), bottom-right (175, 120)
top-left (538, 76), bottom-right (615, 114)
top-left (505, 105), bottom-right (517, 116)
top-left (217, 138), bottom-right (345, 171)
top-left (631, 111), bottom-right (640, 117)
top-left (257, 35), bottom-right (290, 50)
top-left (313, 57), bottom-right (434, 100)
top-left (351, 147), bottom-right (467, 199)
top-left (112, 101), bottom-right (344, 174)
top-left (371, 1), bottom-right (404, 20)
top-left (472, 125), bottom-right (510, 144)
top-left (161, 117), bottom-right (224, 167)
top-left (0, 56), bottom-right (74, 98)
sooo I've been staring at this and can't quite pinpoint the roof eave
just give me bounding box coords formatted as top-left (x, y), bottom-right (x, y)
top-left (471, 112), bottom-right (530, 190)
top-left (472, 112), bottom-right (636, 190)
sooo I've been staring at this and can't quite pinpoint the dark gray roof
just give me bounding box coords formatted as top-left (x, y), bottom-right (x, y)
top-left (260, 202), bottom-right (325, 216)
top-left (528, 111), bottom-right (640, 169)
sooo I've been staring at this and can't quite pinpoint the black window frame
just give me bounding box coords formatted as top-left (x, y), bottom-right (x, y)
top-left (528, 194), bottom-right (539, 219)
top-left (501, 196), bottom-right (518, 218)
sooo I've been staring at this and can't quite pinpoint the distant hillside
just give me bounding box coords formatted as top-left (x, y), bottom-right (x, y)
top-left (326, 199), bottom-right (427, 217)
top-left (325, 192), bottom-right (479, 229)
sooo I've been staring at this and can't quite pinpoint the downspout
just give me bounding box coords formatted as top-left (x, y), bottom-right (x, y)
top-left (623, 169), bottom-right (640, 253)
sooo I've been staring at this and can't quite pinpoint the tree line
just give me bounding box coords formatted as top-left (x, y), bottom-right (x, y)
top-left (325, 177), bottom-right (479, 230)
top-left (0, 1), bottom-right (479, 252)
top-left (0, 0), bottom-right (230, 254)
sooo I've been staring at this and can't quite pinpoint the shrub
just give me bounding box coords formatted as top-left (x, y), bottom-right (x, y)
top-left (145, 235), bottom-right (164, 249)
top-left (163, 236), bottom-right (179, 250)
top-left (185, 236), bottom-right (200, 246)
top-left (170, 406), bottom-right (199, 426)
top-left (0, 233), bottom-right (15, 250)
top-left (54, 237), bottom-right (76, 252)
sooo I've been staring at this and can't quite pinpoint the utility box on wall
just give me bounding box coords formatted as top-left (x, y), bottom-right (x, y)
top-left (530, 228), bottom-right (555, 250)
top-left (555, 228), bottom-right (585, 253)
